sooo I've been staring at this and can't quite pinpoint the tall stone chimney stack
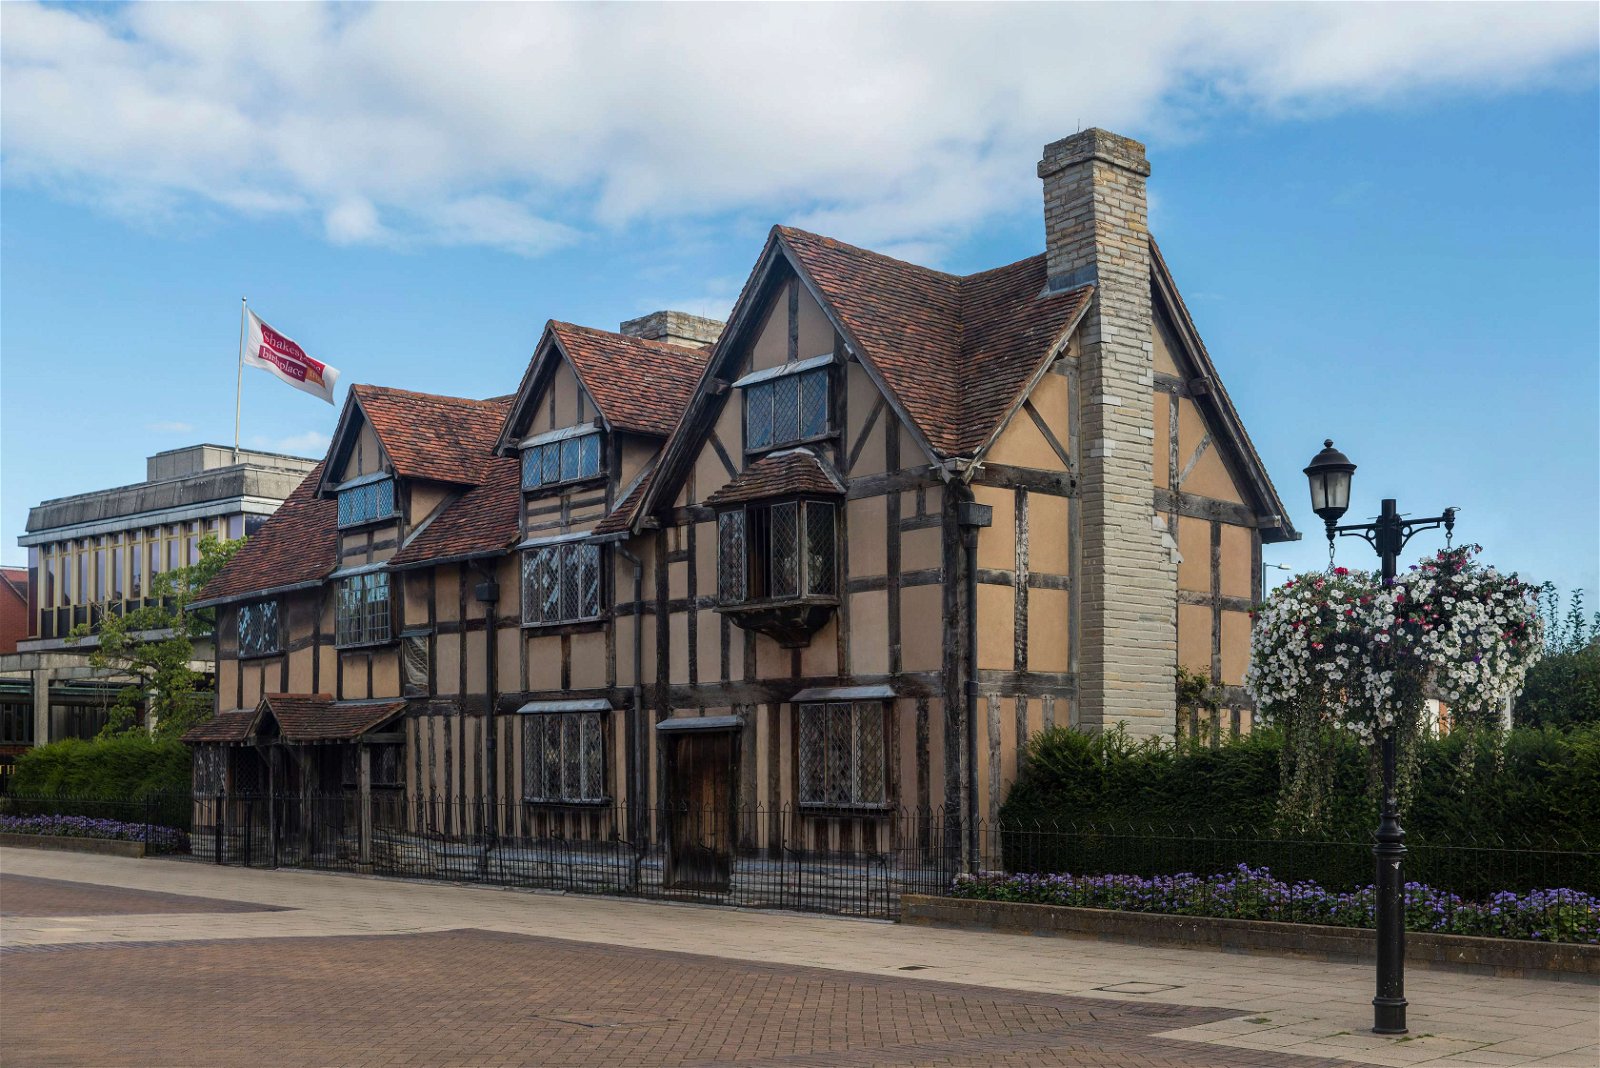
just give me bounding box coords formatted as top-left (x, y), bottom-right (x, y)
top-left (1038, 129), bottom-right (1176, 738)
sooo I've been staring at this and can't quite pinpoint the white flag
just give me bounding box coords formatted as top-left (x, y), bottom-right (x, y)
top-left (243, 309), bottom-right (339, 404)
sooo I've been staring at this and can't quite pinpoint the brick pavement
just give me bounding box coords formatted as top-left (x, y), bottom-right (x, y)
top-left (0, 873), bottom-right (287, 917)
top-left (3, 927), bottom-right (1355, 1067)
top-left (1, 849), bottom-right (1595, 1067)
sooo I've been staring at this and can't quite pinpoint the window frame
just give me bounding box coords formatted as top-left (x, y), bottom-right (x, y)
top-left (335, 571), bottom-right (394, 648)
top-left (401, 631), bottom-right (431, 696)
top-left (336, 476), bottom-right (398, 529)
top-left (742, 367), bottom-right (831, 455)
top-left (236, 599), bottom-right (282, 659)
top-left (520, 710), bottom-right (609, 804)
top-left (715, 497), bottom-right (838, 607)
top-left (796, 700), bottom-right (890, 810)
top-left (520, 430), bottom-right (604, 493)
top-left (520, 541), bottom-right (604, 627)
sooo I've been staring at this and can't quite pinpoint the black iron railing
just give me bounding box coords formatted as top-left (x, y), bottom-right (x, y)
top-left (3, 791), bottom-right (1594, 930)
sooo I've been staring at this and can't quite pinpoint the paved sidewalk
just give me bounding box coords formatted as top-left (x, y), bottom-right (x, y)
top-left (2, 848), bottom-right (1595, 1066)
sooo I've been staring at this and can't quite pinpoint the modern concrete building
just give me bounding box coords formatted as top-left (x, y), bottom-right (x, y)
top-left (1, 444), bottom-right (317, 759)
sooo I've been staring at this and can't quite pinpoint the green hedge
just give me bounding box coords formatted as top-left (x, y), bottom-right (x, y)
top-left (1004, 724), bottom-right (1600, 846)
top-left (6, 735), bottom-right (192, 801)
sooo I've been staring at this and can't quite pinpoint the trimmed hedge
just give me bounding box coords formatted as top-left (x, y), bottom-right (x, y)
top-left (1002, 725), bottom-right (1600, 850)
top-left (7, 735), bottom-right (192, 801)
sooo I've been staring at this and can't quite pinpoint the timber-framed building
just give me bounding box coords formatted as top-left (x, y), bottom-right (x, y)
top-left (187, 129), bottom-right (1295, 880)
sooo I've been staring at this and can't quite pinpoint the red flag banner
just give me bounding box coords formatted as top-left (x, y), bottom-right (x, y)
top-left (243, 309), bottom-right (340, 404)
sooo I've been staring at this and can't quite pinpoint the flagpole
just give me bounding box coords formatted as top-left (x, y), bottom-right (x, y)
top-left (234, 297), bottom-right (247, 464)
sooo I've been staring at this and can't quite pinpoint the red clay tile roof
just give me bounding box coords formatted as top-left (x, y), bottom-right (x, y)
top-left (592, 471), bottom-right (654, 538)
top-left (549, 322), bottom-right (709, 437)
top-left (197, 463), bottom-right (336, 605)
top-left (389, 455), bottom-right (522, 567)
top-left (775, 227), bottom-right (1092, 457)
top-left (703, 449), bottom-right (844, 508)
top-left (182, 708), bottom-right (259, 744)
top-left (349, 386), bottom-right (511, 486)
top-left (260, 694), bottom-right (407, 742)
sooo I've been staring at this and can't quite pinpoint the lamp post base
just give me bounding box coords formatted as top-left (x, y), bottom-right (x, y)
top-left (1372, 996), bottom-right (1409, 1036)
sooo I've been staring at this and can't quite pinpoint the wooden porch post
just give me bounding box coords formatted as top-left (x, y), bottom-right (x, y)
top-left (358, 743), bottom-right (373, 865)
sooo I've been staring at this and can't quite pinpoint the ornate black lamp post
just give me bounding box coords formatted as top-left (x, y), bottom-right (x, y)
top-left (1302, 440), bottom-right (1456, 1037)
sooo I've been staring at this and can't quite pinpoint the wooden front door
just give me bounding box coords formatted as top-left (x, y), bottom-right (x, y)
top-left (664, 731), bottom-right (735, 891)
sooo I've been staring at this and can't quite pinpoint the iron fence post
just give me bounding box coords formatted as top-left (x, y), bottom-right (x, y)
top-left (216, 790), bottom-right (224, 864)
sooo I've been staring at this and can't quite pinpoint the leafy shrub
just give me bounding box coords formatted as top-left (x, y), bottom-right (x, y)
top-left (1003, 724), bottom-right (1600, 852)
top-left (950, 864), bottom-right (1599, 944)
top-left (7, 735), bottom-right (191, 800)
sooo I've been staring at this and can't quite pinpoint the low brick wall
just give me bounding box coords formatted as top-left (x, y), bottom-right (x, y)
top-left (0, 833), bottom-right (147, 858)
top-left (900, 895), bottom-right (1600, 982)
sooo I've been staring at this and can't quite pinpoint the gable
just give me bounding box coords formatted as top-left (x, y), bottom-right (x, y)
top-left (335, 412), bottom-right (390, 484)
top-left (1149, 243), bottom-right (1295, 541)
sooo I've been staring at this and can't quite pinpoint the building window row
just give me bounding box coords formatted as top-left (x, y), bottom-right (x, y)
top-left (521, 542), bottom-right (602, 625)
top-left (521, 431), bottom-right (602, 491)
top-left (337, 478), bottom-right (397, 528)
top-left (335, 572), bottom-right (392, 647)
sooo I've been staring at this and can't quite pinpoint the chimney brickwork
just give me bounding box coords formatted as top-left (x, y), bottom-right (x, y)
top-left (1039, 129), bottom-right (1176, 739)
top-left (619, 310), bottom-right (724, 349)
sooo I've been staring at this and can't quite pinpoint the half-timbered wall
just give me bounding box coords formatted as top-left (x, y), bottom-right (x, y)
top-left (1152, 305), bottom-right (1261, 740)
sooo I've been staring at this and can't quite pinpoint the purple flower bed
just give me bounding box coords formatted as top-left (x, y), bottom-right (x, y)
top-left (950, 863), bottom-right (1599, 944)
top-left (0, 813), bottom-right (189, 852)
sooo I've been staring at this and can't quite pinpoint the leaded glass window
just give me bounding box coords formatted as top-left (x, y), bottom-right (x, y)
top-left (336, 572), bottom-right (392, 647)
top-left (520, 542), bottom-right (603, 625)
top-left (521, 431), bottom-right (603, 491)
top-left (798, 702), bottom-right (887, 806)
top-left (716, 499), bottom-right (837, 605)
top-left (522, 711), bottom-right (606, 801)
top-left (338, 478), bottom-right (396, 527)
top-left (744, 368), bottom-right (828, 452)
top-left (194, 745), bottom-right (226, 794)
top-left (237, 600), bottom-right (281, 657)
top-left (402, 633), bottom-right (430, 696)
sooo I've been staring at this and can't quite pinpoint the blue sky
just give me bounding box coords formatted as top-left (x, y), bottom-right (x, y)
top-left (2, 3), bottom-right (1596, 605)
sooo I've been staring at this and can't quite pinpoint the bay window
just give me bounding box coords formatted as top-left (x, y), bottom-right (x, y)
top-left (717, 499), bottom-right (837, 605)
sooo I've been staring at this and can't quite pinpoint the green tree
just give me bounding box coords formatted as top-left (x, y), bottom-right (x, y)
top-left (1515, 585), bottom-right (1600, 729)
top-left (67, 534), bottom-right (244, 740)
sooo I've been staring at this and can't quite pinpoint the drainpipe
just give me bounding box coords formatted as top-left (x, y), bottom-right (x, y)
top-left (472, 561), bottom-right (500, 853)
top-left (956, 496), bottom-right (992, 874)
top-left (614, 544), bottom-right (645, 842)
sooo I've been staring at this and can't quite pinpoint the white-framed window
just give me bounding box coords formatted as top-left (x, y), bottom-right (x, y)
top-left (237, 600), bottom-right (281, 657)
top-left (522, 712), bottom-right (607, 802)
top-left (338, 478), bottom-right (397, 528)
top-left (336, 572), bottom-right (392, 647)
top-left (521, 542), bottom-right (602, 625)
top-left (745, 368), bottom-right (828, 451)
top-left (522, 432), bottom-right (602, 491)
top-left (717, 499), bottom-right (837, 604)
top-left (798, 701), bottom-right (887, 807)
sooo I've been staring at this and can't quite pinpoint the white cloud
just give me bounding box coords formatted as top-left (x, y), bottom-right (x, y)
top-left (145, 420), bottom-right (195, 433)
top-left (2, 2), bottom-right (1593, 260)
top-left (257, 430), bottom-right (330, 458)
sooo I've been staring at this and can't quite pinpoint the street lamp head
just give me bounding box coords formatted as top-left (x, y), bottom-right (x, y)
top-left (1304, 439), bottom-right (1356, 537)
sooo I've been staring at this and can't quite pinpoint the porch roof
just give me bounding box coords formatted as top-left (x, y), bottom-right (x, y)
top-left (182, 708), bottom-right (259, 744)
top-left (261, 694), bottom-right (408, 743)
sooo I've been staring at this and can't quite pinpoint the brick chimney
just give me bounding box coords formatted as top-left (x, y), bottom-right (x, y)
top-left (1038, 129), bottom-right (1176, 739)
top-left (619, 310), bottom-right (724, 349)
